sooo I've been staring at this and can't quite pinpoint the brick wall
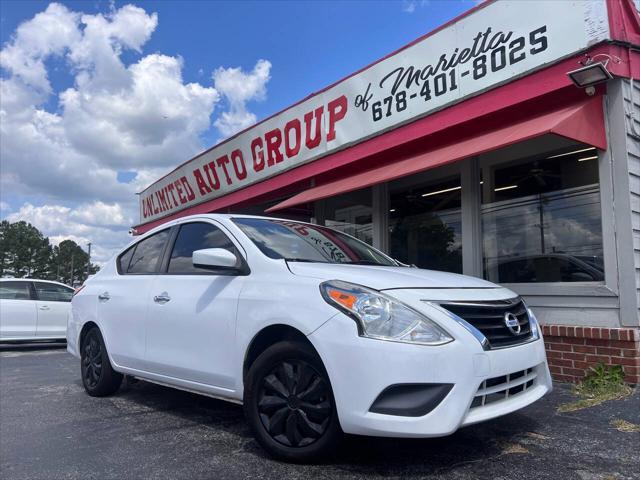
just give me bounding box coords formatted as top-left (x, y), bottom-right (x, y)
top-left (542, 325), bottom-right (640, 385)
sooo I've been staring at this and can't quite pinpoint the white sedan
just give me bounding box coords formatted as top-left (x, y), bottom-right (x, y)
top-left (0, 278), bottom-right (74, 341)
top-left (68, 214), bottom-right (552, 462)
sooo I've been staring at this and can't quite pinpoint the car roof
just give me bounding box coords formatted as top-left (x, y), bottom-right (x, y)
top-left (192, 213), bottom-right (290, 221)
top-left (0, 278), bottom-right (72, 288)
top-left (140, 213), bottom-right (311, 236)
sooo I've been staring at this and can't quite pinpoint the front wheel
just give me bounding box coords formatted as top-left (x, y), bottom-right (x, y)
top-left (80, 327), bottom-right (123, 397)
top-left (244, 341), bottom-right (342, 463)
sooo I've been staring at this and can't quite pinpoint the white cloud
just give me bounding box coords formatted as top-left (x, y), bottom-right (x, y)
top-left (6, 202), bottom-right (134, 265)
top-left (401, 0), bottom-right (430, 14)
top-left (0, 3), bottom-right (80, 94)
top-left (0, 3), bottom-right (272, 262)
top-left (402, 1), bottom-right (416, 13)
top-left (213, 59), bottom-right (271, 137)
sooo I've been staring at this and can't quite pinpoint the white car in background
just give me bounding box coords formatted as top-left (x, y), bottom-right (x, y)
top-left (0, 278), bottom-right (74, 341)
top-left (68, 214), bottom-right (552, 462)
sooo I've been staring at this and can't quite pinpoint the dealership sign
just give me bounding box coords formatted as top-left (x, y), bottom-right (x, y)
top-left (139, 0), bottom-right (610, 224)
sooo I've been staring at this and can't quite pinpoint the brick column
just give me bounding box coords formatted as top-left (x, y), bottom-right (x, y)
top-left (542, 325), bottom-right (640, 384)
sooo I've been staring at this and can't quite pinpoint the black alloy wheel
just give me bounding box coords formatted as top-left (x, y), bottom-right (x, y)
top-left (244, 340), bottom-right (342, 462)
top-left (82, 332), bottom-right (103, 389)
top-left (80, 326), bottom-right (122, 397)
top-left (257, 359), bottom-right (331, 447)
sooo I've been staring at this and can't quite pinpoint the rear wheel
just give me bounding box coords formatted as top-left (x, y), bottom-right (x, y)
top-left (244, 341), bottom-right (342, 463)
top-left (81, 327), bottom-right (122, 396)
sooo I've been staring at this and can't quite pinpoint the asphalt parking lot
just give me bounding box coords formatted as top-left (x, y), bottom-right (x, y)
top-left (1, 345), bottom-right (638, 480)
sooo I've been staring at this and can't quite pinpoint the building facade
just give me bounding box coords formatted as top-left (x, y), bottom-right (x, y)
top-left (135, 0), bottom-right (640, 383)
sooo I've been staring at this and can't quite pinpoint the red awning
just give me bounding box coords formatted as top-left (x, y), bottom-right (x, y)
top-left (266, 97), bottom-right (606, 213)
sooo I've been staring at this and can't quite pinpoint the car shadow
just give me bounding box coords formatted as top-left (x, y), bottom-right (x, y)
top-left (110, 377), bottom-right (542, 473)
top-left (0, 341), bottom-right (67, 351)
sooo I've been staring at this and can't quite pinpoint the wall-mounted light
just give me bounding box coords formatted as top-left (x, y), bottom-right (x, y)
top-left (567, 62), bottom-right (612, 88)
top-left (567, 54), bottom-right (619, 95)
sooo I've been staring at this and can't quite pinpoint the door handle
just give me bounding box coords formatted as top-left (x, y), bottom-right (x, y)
top-left (153, 293), bottom-right (171, 304)
top-left (39, 305), bottom-right (50, 311)
top-left (98, 292), bottom-right (110, 301)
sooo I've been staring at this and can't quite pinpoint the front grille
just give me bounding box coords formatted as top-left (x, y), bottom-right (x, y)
top-left (470, 367), bottom-right (537, 409)
top-left (440, 298), bottom-right (532, 348)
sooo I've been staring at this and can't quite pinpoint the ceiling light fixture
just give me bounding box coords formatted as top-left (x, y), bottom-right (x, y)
top-left (577, 155), bottom-right (598, 162)
top-left (494, 185), bottom-right (518, 192)
top-left (547, 147), bottom-right (596, 159)
top-left (421, 186), bottom-right (461, 197)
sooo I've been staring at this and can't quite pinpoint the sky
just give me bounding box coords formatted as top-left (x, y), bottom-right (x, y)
top-left (0, 0), bottom-right (476, 265)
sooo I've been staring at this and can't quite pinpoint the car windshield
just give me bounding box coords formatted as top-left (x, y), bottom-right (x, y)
top-left (233, 218), bottom-right (397, 266)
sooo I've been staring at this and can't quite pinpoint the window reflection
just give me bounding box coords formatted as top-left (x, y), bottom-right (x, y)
top-left (323, 187), bottom-right (373, 244)
top-left (168, 222), bottom-right (238, 273)
top-left (233, 218), bottom-right (395, 265)
top-left (389, 176), bottom-right (462, 273)
top-left (482, 147), bottom-right (604, 283)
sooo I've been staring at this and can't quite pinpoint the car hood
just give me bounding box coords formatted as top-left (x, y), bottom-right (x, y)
top-left (287, 262), bottom-right (498, 291)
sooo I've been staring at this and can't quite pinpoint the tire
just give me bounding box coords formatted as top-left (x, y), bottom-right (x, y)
top-left (80, 326), bottom-right (123, 397)
top-left (244, 340), bottom-right (343, 463)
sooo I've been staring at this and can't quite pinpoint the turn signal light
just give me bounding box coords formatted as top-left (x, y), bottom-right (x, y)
top-left (327, 288), bottom-right (357, 309)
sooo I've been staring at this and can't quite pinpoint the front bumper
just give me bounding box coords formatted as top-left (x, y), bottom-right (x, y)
top-left (308, 313), bottom-right (552, 438)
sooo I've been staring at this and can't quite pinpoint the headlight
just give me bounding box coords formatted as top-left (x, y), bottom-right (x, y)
top-left (320, 280), bottom-right (453, 346)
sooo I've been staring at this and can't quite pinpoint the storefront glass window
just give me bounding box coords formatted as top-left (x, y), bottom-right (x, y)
top-left (323, 187), bottom-right (373, 244)
top-left (389, 176), bottom-right (462, 273)
top-left (481, 147), bottom-right (604, 283)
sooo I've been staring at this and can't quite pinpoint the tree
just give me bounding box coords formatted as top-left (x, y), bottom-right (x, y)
top-left (53, 239), bottom-right (99, 285)
top-left (0, 220), bottom-right (53, 278)
top-left (0, 220), bottom-right (99, 284)
top-left (390, 213), bottom-right (462, 272)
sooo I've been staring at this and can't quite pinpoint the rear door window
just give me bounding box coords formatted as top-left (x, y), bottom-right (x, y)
top-left (118, 246), bottom-right (135, 274)
top-left (33, 282), bottom-right (74, 302)
top-left (168, 222), bottom-right (239, 274)
top-left (127, 229), bottom-right (170, 274)
top-left (0, 281), bottom-right (33, 300)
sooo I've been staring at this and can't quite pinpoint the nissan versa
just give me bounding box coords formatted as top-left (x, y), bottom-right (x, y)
top-left (68, 214), bottom-right (552, 462)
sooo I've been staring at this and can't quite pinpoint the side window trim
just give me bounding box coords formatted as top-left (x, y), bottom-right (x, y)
top-left (158, 225), bottom-right (180, 274)
top-left (28, 282), bottom-right (37, 301)
top-left (123, 244), bottom-right (137, 274)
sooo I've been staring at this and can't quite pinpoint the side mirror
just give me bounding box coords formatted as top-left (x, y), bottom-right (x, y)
top-left (192, 248), bottom-right (239, 269)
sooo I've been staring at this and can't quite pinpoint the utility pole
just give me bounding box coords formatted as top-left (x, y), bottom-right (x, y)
top-left (86, 242), bottom-right (92, 281)
top-left (70, 254), bottom-right (74, 286)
